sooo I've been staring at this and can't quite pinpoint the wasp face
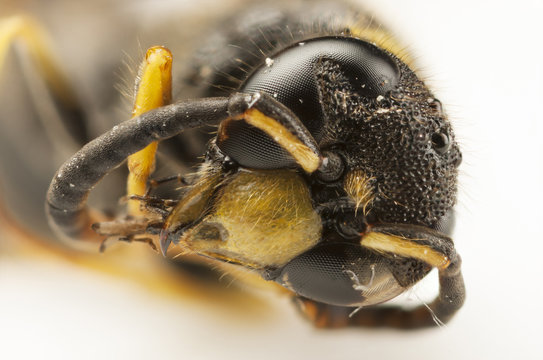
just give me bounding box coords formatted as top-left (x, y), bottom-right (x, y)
top-left (183, 37), bottom-right (462, 307)
top-left (321, 58), bottom-right (462, 230)
top-left (272, 54), bottom-right (463, 306)
top-left (291, 47), bottom-right (462, 307)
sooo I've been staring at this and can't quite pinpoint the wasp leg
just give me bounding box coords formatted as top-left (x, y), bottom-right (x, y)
top-left (46, 95), bottom-right (233, 244)
top-left (95, 165), bottom-right (221, 256)
top-left (0, 16), bottom-right (88, 146)
top-left (93, 215), bottom-right (159, 253)
top-left (128, 195), bottom-right (179, 217)
top-left (91, 193), bottom-right (179, 251)
top-left (0, 16), bottom-right (90, 236)
top-left (221, 92), bottom-right (323, 173)
top-left (146, 174), bottom-right (190, 196)
top-left (361, 224), bottom-right (455, 270)
top-left (99, 234), bottom-right (158, 253)
top-left (126, 46), bottom-right (173, 216)
top-left (295, 224), bottom-right (464, 329)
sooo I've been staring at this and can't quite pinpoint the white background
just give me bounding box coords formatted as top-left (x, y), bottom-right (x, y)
top-left (1, 0), bottom-right (542, 359)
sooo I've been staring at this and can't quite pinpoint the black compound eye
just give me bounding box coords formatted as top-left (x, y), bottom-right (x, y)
top-left (218, 36), bottom-right (400, 170)
top-left (274, 242), bottom-right (405, 307)
top-left (431, 131), bottom-right (450, 154)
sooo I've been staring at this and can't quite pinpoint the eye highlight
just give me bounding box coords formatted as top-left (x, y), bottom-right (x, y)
top-left (431, 131), bottom-right (450, 154)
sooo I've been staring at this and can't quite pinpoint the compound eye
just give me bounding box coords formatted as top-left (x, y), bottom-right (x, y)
top-left (218, 119), bottom-right (295, 169)
top-left (275, 242), bottom-right (406, 307)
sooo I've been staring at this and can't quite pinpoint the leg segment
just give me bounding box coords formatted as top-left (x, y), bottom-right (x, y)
top-left (128, 195), bottom-right (180, 216)
top-left (362, 224), bottom-right (457, 270)
top-left (146, 174), bottom-right (190, 196)
top-left (126, 46), bottom-right (172, 216)
top-left (0, 16), bottom-right (90, 236)
top-left (0, 16), bottom-right (87, 145)
top-left (0, 16), bottom-right (77, 109)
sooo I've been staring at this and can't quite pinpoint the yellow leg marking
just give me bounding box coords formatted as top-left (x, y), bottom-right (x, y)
top-left (361, 232), bottom-right (450, 269)
top-left (241, 108), bottom-right (321, 173)
top-left (127, 46), bottom-right (172, 215)
top-left (0, 15), bottom-right (77, 106)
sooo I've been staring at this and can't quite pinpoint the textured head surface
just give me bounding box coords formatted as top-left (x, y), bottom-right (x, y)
top-left (317, 56), bottom-right (461, 228)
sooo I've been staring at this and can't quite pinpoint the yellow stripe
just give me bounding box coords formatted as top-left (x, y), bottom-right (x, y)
top-left (361, 231), bottom-right (450, 269)
top-left (243, 108), bottom-right (320, 173)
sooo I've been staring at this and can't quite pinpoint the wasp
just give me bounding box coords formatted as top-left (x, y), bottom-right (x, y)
top-left (1, 0), bottom-right (464, 328)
